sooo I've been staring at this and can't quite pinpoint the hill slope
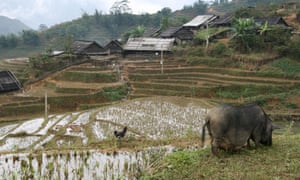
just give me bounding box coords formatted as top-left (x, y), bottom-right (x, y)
top-left (0, 16), bottom-right (31, 35)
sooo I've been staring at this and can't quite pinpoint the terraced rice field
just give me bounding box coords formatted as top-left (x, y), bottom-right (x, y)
top-left (0, 56), bottom-right (299, 178)
top-left (123, 59), bottom-right (300, 116)
top-left (0, 58), bottom-right (30, 83)
top-left (0, 97), bottom-right (210, 151)
top-left (1, 56), bottom-right (299, 120)
top-left (0, 59), bottom-right (128, 119)
top-left (124, 59), bottom-right (300, 99)
top-left (0, 97), bottom-right (211, 179)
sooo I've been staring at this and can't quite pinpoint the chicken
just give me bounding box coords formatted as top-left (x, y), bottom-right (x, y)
top-left (114, 126), bottom-right (127, 139)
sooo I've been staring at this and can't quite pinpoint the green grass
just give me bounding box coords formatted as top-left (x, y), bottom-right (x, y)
top-left (215, 84), bottom-right (288, 99)
top-left (195, 27), bottom-right (231, 41)
top-left (270, 58), bottom-right (300, 77)
top-left (140, 133), bottom-right (300, 179)
top-left (55, 71), bottom-right (118, 83)
top-left (102, 85), bottom-right (128, 101)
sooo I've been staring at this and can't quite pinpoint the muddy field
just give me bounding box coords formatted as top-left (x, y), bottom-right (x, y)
top-left (0, 97), bottom-right (210, 179)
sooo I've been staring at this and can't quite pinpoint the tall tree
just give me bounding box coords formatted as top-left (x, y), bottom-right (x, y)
top-left (22, 30), bottom-right (39, 46)
top-left (64, 35), bottom-right (73, 54)
top-left (160, 17), bottom-right (170, 31)
top-left (0, 35), bottom-right (7, 48)
top-left (7, 34), bottom-right (18, 48)
top-left (94, 9), bottom-right (102, 25)
top-left (39, 24), bottom-right (48, 32)
top-left (110, 0), bottom-right (132, 14)
top-left (193, 0), bottom-right (208, 14)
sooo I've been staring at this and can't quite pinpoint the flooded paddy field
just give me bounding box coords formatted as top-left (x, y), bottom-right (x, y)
top-left (0, 96), bottom-right (298, 179)
top-left (0, 146), bottom-right (177, 179)
top-left (0, 97), bottom-right (211, 179)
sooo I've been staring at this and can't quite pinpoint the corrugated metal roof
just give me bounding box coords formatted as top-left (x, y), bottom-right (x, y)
top-left (143, 27), bottom-right (161, 37)
top-left (71, 40), bottom-right (105, 54)
top-left (213, 14), bottom-right (234, 26)
top-left (254, 17), bottom-right (289, 27)
top-left (183, 15), bottom-right (217, 27)
top-left (123, 38), bottom-right (175, 51)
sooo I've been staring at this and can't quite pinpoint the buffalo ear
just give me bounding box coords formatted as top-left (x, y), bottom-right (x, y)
top-left (272, 124), bottom-right (280, 130)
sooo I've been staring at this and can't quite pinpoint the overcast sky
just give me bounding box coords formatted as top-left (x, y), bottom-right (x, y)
top-left (0, 0), bottom-right (212, 29)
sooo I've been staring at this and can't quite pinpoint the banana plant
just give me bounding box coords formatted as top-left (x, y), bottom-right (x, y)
top-left (231, 17), bottom-right (256, 53)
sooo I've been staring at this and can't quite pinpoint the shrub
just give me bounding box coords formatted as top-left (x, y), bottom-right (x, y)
top-left (102, 85), bottom-right (128, 101)
top-left (209, 42), bottom-right (230, 57)
top-left (297, 9), bottom-right (300, 23)
top-left (271, 58), bottom-right (300, 77)
top-left (287, 36), bottom-right (300, 62)
top-left (215, 84), bottom-right (283, 99)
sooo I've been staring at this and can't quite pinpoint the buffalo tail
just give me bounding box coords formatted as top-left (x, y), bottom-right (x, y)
top-left (201, 119), bottom-right (208, 147)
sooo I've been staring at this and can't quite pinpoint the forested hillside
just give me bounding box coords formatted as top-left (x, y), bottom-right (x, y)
top-left (1, 0), bottom-right (300, 58)
top-left (0, 0), bottom-right (208, 58)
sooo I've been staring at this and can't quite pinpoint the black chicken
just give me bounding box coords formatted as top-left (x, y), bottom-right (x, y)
top-left (114, 126), bottom-right (127, 139)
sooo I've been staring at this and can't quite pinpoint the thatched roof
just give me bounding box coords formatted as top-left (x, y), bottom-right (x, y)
top-left (0, 70), bottom-right (22, 93)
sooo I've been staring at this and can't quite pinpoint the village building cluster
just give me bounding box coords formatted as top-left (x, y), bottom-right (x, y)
top-left (0, 12), bottom-right (291, 93)
top-left (60, 13), bottom-right (290, 58)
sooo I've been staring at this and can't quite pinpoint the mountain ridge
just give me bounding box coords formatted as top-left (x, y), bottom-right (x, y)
top-left (0, 15), bottom-right (31, 35)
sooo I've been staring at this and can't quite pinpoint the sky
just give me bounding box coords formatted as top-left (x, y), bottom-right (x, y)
top-left (0, 0), bottom-right (211, 29)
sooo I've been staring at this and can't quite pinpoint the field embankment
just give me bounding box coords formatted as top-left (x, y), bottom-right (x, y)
top-left (124, 56), bottom-right (300, 117)
top-left (1, 55), bottom-right (299, 120)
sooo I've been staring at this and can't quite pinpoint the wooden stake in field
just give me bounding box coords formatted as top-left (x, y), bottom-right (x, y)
top-left (45, 91), bottom-right (48, 122)
top-left (161, 45), bottom-right (164, 74)
top-left (205, 22), bottom-right (209, 54)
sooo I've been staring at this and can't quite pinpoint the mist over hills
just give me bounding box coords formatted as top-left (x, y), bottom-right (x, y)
top-left (0, 16), bottom-right (31, 35)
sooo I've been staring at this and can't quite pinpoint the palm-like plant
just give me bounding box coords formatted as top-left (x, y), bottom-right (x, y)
top-left (231, 18), bottom-right (256, 53)
top-left (258, 21), bottom-right (269, 35)
top-left (130, 25), bottom-right (145, 38)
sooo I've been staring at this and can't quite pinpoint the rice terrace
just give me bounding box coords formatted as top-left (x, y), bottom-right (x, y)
top-left (1, 0), bottom-right (300, 179)
top-left (0, 54), bottom-right (299, 179)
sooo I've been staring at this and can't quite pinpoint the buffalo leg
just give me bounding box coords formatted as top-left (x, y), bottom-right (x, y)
top-left (211, 138), bottom-right (221, 157)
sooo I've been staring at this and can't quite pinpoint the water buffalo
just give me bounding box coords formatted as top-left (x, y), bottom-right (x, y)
top-left (201, 103), bottom-right (277, 156)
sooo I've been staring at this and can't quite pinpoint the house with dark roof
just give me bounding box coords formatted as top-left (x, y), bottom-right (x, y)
top-left (143, 27), bottom-right (161, 37)
top-left (104, 40), bottom-right (123, 55)
top-left (212, 14), bottom-right (234, 27)
top-left (159, 27), bottom-right (194, 44)
top-left (71, 40), bottom-right (107, 55)
top-left (254, 17), bottom-right (290, 28)
top-left (0, 70), bottom-right (22, 93)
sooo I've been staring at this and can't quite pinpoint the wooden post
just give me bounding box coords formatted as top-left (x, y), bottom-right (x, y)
top-left (45, 91), bottom-right (48, 121)
top-left (205, 22), bottom-right (209, 52)
top-left (160, 46), bottom-right (164, 74)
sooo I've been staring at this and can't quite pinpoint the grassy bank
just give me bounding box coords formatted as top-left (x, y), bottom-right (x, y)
top-left (140, 129), bottom-right (300, 179)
